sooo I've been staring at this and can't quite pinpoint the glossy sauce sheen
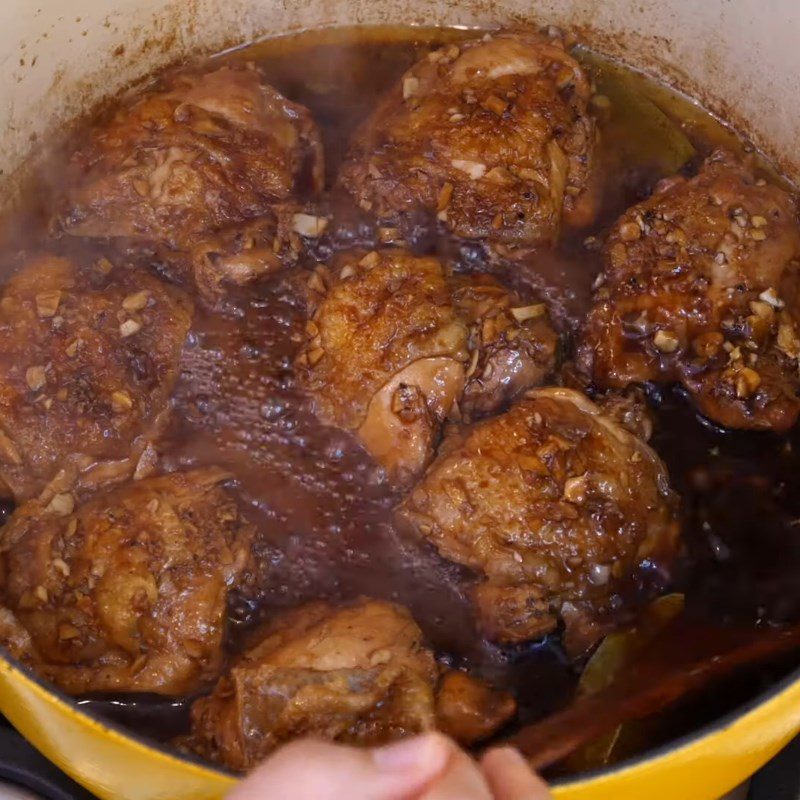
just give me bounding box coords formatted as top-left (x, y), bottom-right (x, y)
top-left (3, 26), bottom-right (800, 764)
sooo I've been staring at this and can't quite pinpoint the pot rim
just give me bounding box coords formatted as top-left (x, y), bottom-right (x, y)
top-left (1, 641), bottom-right (798, 786)
top-left (550, 657), bottom-right (800, 786)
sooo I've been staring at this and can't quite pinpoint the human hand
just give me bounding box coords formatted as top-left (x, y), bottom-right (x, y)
top-left (481, 746), bottom-right (553, 800)
top-left (227, 733), bottom-right (552, 800)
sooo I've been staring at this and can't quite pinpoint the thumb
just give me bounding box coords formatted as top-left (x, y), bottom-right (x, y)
top-left (227, 733), bottom-right (453, 800)
top-left (481, 747), bottom-right (553, 800)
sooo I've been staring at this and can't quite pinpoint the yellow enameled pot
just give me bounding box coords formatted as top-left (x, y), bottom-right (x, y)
top-left (1, 650), bottom-right (799, 800)
top-left (0, 1), bottom-right (799, 797)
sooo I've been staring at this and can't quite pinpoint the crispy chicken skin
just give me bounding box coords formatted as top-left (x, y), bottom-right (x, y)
top-left (579, 151), bottom-right (800, 431)
top-left (56, 64), bottom-right (324, 250)
top-left (298, 249), bottom-right (557, 484)
top-left (0, 255), bottom-right (192, 500)
top-left (337, 30), bottom-right (596, 253)
top-left (0, 468), bottom-right (254, 695)
top-left (397, 388), bottom-right (679, 645)
top-left (186, 599), bottom-right (515, 771)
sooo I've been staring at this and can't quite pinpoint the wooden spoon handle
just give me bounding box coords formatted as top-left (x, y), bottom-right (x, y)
top-left (506, 622), bottom-right (800, 770)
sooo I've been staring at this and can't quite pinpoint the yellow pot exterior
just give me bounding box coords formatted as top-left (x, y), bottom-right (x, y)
top-left (1, 654), bottom-right (799, 800)
top-left (0, 657), bottom-right (235, 800)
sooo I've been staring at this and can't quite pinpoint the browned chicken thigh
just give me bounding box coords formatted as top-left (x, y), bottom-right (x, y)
top-left (0, 254), bottom-right (191, 500)
top-left (579, 151), bottom-right (800, 431)
top-left (298, 249), bottom-right (557, 484)
top-left (338, 30), bottom-right (596, 254)
top-left (299, 250), bottom-right (468, 486)
top-left (0, 468), bottom-right (255, 695)
top-left (57, 64), bottom-right (323, 249)
top-left (397, 388), bottom-right (679, 646)
top-left (186, 599), bottom-right (515, 771)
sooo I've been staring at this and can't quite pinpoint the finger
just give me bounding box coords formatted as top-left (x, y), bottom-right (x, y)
top-left (481, 747), bottom-right (553, 800)
top-left (420, 748), bottom-right (493, 800)
top-left (227, 733), bottom-right (452, 800)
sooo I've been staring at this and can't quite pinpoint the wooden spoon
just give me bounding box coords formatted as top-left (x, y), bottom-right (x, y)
top-left (505, 617), bottom-right (800, 770)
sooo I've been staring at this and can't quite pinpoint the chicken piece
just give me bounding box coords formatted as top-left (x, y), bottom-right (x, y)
top-left (451, 274), bottom-right (558, 418)
top-left (337, 30), bottom-right (596, 254)
top-left (188, 207), bottom-right (330, 303)
top-left (0, 255), bottom-right (192, 500)
top-left (397, 388), bottom-right (679, 646)
top-left (579, 151), bottom-right (800, 432)
top-left (185, 599), bottom-right (515, 771)
top-left (56, 64), bottom-right (324, 249)
top-left (590, 386), bottom-right (654, 442)
top-left (297, 250), bottom-right (557, 484)
top-left (435, 670), bottom-right (516, 745)
top-left (0, 468), bottom-right (254, 695)
top-left (299, 250), bottom-right (469, 486)
top-left (561, 361), bottom-right (655, 442)
top-left (186, 600), bottom-right (436, 770)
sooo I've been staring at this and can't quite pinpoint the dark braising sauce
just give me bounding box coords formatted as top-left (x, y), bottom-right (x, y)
top-left (2, 26), bottom-right (799, 772)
